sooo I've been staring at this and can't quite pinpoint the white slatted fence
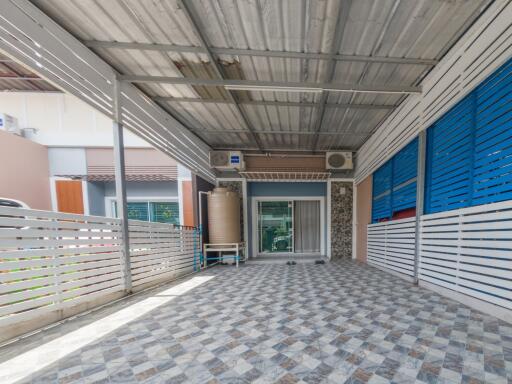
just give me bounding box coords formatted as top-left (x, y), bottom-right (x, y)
top-left (367, 217), bottom-right (416, 277)
top-left (0, 206), bottom-right (201, 329)
top-left (129, 221), bottom-right (199, 288)
top-left (419, 201), bottom-right (512, 310)
top-left (0, 206), bottom-right (124, 327)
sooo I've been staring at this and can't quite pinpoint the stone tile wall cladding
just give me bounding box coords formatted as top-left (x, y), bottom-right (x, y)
top-left (217, 180), bottom-right (244, 242)
top-left (330, 181), bottom-right (353, 259)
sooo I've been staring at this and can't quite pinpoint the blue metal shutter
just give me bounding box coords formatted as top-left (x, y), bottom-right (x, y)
top-left (425, 94), bottom-right (475, 214)
top-left (392, 138), bottom-right (418, 212)
top-left (473, 58), bottom-right (512, 205)
top-left (372, 160), bottom-right (392, 222)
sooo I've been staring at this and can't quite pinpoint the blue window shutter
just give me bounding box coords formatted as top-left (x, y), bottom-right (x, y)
top-left (392, 138), bottom-right (418, 212)
top-left (372, 160), bottom-right (392, 222)
top-left (472, 58), bottom-right (512, 205)
top-left (424, 94), bottom-right (475, 214)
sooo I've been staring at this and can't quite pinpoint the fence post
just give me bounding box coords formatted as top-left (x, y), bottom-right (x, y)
top-left (113, 78), bottom-right (132, 293)
top-left (414, 130), bottom-right (427, 284)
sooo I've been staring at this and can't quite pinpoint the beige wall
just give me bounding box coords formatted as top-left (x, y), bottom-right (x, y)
top-left (0, 130), bottom-right (51, 209)
top-left (356, 174), bottom-right (372, 262)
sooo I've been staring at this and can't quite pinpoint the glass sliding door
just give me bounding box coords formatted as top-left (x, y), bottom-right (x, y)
top-left (258, 201), bottom-right (293, 253)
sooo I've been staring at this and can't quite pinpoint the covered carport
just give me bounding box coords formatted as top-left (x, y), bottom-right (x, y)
top-left (0, 1), bottom-right (511, 383)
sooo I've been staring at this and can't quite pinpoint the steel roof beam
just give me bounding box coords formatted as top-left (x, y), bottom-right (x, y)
top-left (120, 76), bottom-right (421, 94)
top-left (0, 75), bottom-right (46, 81)
top-left (83, 40), bottom-right (438, 66)
top-left (192, 129), bottom-right (371, 136)
top-left (178, 0), bottom-right (264, 152)
top-left (312, 0), bottom-right (352, 151)
top-left (153, 96), bottom-right (395, 110)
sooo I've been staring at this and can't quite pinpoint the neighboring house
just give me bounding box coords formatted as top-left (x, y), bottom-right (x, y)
top-left (0, 93), bottom-right (194, 226)
top-left (49, 147), bottom-right (193, 226)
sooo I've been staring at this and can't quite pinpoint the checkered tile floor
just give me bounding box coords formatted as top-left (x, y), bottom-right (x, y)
top-left (2, 260), bottom-right (511, 383)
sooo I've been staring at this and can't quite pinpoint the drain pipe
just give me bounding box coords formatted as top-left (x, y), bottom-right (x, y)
top-left (198, 191), bottom-right (208, 268)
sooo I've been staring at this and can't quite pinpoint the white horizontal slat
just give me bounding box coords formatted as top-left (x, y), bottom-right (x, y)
top-left (419, 202), bottom-right (512, 310)
top-left (0, 207), bottom-right (201, 326)
top-left (0, 217), bottom-right (122, 231)
top-left (367, 218), bottom-right (416, 277)
top-left (0, 206), bottom-right (122, 223)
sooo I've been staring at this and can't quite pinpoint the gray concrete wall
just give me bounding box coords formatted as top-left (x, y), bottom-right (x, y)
top-left (87, 182), bottom-right (105, 216)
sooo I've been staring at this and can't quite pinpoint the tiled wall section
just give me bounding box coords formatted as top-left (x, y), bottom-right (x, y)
top-left (217, 180), bottom-right (244, 242)
top-left (330, 181), bottom-right (353, 259)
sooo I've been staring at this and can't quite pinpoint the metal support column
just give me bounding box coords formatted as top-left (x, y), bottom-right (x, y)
top-left (414, 130), bottom-right (427, 284)
top-left (113, 79), bottom-right (132, 292)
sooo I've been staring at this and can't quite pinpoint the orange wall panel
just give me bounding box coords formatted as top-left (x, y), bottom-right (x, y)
top-left (181, 180), bottom-right (194, 226)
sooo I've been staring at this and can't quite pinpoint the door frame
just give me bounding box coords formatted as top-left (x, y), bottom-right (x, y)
top-left (251, 196), bottom-right (325, 257)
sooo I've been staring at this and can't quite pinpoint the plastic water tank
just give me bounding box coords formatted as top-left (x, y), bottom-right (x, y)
top-left (207, 187), bottom-right (240, 244)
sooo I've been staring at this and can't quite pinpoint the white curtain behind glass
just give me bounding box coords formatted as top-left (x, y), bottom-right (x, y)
top-left (294, 200), bottom-right (320, 253)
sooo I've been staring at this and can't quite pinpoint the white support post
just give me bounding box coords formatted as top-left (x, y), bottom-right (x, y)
top-left (414, 130), bottom-right (427, 284)
top-left (326, 180), bottom-right (332, 259)
top-left (352, 181), bottom-right (357, 260)
top-left (113, 79), bottom-right (132, 292)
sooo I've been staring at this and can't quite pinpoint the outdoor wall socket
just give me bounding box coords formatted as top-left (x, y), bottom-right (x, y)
top-left (339, 187), bottom-right (346, 195)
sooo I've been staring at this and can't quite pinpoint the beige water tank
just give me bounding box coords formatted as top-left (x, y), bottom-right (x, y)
top-left (207, 187), bottom-right (241, 244)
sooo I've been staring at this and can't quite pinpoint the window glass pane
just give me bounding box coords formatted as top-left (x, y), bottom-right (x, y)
top-left (150, 202), bottom-right (179, 224)
top-left (258, 201), bottom-right (293, 253)
top-left (127, 202), bottom-right (149, 221)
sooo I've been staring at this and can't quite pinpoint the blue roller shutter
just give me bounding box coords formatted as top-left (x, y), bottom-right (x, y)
top-left (392, 138), bottom-right (418, 212)
top-left (372, 161), bottom-right (392, 222)
top-left (473, 58), bottom-right (512, 205)
top-left (371, 139), bottom-right (418, 222)
top-left (425, 57), bottom-right (512, 213)
top-left (425, 94), bottom-right (475, 214)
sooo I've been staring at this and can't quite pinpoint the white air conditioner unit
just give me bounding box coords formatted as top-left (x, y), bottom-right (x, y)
top-left (0, 113), bottom-right (21, 135)
top-left (326, 151), bottom-right (353, 170)
top-left (209, 151), bottom-right (244, 170)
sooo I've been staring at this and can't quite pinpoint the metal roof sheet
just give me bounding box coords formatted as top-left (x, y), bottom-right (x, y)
top-left (27, 0), bottom-right (492, 152)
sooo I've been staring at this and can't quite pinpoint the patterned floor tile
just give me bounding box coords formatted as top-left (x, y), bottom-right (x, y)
top-left (1, 260), bottom-right (511, 383)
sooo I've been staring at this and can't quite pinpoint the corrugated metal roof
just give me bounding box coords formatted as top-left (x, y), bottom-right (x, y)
top-left (28, 0), bottom-right (491, 152)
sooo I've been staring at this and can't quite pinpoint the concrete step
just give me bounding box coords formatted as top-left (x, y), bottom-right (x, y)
top-left (246, 255), bottom-right (328, 265)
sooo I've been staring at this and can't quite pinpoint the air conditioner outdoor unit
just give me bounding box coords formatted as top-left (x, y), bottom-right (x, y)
top-left (326, 151), bottom-right (353, 170)
top-left (209, 151), bottom-right (244, 169)
top-left (0, 113), bottom-right (21, 136)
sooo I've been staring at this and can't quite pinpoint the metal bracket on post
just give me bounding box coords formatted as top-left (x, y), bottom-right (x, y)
top-left (414, 130), bottom-right (427, 284)
top-left (113, 77), bottom-right (132, 292)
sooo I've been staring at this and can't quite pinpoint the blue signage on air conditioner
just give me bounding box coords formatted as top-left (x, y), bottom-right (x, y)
top-left (230, 155), bottom-right (240, 164)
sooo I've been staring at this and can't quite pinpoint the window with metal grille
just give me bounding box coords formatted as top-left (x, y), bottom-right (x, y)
top-left (112, 201), bottom-right (180, 224)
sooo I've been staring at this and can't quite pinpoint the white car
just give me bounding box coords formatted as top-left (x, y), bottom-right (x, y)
top-left (0, 197), bottom-right (29, 209)
top-left (0, 198), bottom-right (29, 228)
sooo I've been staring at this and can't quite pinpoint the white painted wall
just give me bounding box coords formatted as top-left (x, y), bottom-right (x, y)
top-left (0, 92), bottom-right (150, 147)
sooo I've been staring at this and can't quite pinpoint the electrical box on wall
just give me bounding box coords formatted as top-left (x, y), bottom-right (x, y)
top-left (0, 113), bottom-right (21, 136)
